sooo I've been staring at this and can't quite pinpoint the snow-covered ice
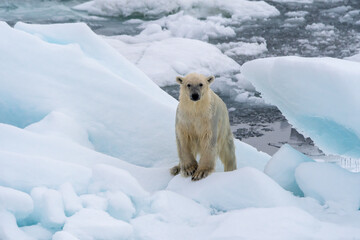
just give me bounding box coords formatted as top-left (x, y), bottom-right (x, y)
top-left (30, 187), bottom-right (66, 229)
top-left (0, 211), bottom-right (34, 240)
top-left (59, 183), bottom-right (82, 217)
top-left (296, 162), bottom-right (360, 211)
top-left (1, 20), bottom-right (360, 240)
top-left (105, 33), bottom-right (240, 87)
top-left (345, 51), bottom-right (360, 62)
top-left (242, 56), bottom-right (360, 158)
top-left (265, 144), bottom-right (314, 196)
top-left (21, 224), bottom-right (53, 240)
top-left (63, 209), bottom-right (133, 240)
top-left (143, 12), bottom-right (236, 41)
top-left (1, 21), bottom-right (178, 167)
top-left (104, 191), bottom-right (135, 221)
top-left (74, 0), bottom-right (280, 21)
top-left (0, 186), bottom-right (33, 220)
top-left (104, 23), bottom-right (263, 103)
top-left (167, 167), bottom-right (297, 211)
top-left (217, 40), bottom-right (268, 57)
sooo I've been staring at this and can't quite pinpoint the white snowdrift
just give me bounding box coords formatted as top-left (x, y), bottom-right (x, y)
top-left (0, 21), bottom-right (177, 167)
top-left (296, 162), bottom-right (360, 211)
top-left (345, 52), bottom-right (360, 62)
top-left (143, 12), bottom-right (236, 41)
top-left (74, 0), bottom-right (279, 21)
top-left (105, 32), bottom-right (239, 87)
top-left (0, 186), bottom-right (34, 220)
top-left (63, 208), bottom-right (133, 240)
top-left (167, 167), bottom-right (296, 211)
top-left (0, 211), bottom-right (35, 240)
top-left (242, 56), bottom-right (360, 158)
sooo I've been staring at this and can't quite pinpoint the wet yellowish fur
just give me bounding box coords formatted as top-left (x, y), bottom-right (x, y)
top-left (170, 73), bottom-right (236, 180)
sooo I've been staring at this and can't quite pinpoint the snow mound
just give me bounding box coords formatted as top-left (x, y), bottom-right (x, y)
top-left (242, 56), bottom-right (360, 158)
top-left (265, 144), bottom-right (314, 196)
top-left (90, 164), bottom-right (148, 198)
top-left (105, 25), bottom-right (261, 103)
top-left (74, 0), bottom-right (279, 21)
top-left (0, 186), bottom-right (33, 220)
top-left (1, 21), bottom-right (178, 167)
top-left (217, 40), bottom-right (268, 57)
top-left (105, 34), bottom-right (239, 86)
top-left (59, 183), bottom-right (83, 217)
top-left (167, 167), bottom-right (295, 211)
top-left (21, 224), bottom-right (52, 240)
top-left (144, 12), bottom-right (236, 41)
top-left (0, 122), bottom-right (171, 193)
top-left (30, 187), bottom-right (66, 229)
top-left (296, 162), bottom-right (360, 211)
top-left (345, 52), bottom-right (360, 62)
top-left (0, 145), bottom-right (91, 193)
top-left (52, 231), bottom-right (79, 240)
top-left (0, 211), bottom-right (34, 240)
top-left (62, 209), bottom-right (133, 240)
top-left (148, 190), bottom-right (210, 224)
top-left (207, 206), bottom-right (360, 240)
top-left (25, 111), bottom-right (93, 149)
top-left (104, 191), bottom-right (135, 221)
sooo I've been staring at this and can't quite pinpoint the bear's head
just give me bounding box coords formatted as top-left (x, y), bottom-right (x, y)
top-left (176, 73), bottom-right (214, 102)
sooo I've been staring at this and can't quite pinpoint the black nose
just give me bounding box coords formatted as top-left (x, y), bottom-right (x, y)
top-left (191, 93), bottom-right (199, 101)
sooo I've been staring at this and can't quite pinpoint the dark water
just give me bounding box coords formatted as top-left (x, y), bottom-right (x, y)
top-left (1, 0), bottom-right (360, 158)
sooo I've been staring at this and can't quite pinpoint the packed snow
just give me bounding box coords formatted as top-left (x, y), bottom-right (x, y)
top-left (142, 11), bottom-right (236, 41)
top-left (217, 39), bottom-right (268, 57)
top-left (104, 31), bottom-right (239, 87)
top-left (296, 162), bottom-right (360, 211)
top-left (74, 0), bottom-right (280, 21)
top-left (1, 21), bottom-right (360, 240)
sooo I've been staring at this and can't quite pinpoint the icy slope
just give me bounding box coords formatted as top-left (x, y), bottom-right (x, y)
top-left (242, 56), bottom-right (360, 158)
top-left (0, 21), bottom-right (178, 167)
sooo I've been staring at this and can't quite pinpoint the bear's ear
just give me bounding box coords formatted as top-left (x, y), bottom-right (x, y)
top-left (207, 76), bottom-right (215, 84)
top-left (176, 76), bottom-right (184, 84)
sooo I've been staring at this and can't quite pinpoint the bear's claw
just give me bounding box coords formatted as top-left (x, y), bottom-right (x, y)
top-left (182, 162), bottom-right (198, 177)
top-left (192, 168), bottom-right (212, 181)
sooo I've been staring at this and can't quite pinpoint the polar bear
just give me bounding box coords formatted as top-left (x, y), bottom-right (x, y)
top-left (170, 73), bottom-right (237, 181)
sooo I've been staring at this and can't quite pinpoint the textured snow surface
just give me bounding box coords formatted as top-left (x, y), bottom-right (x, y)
top-left (296, 162), bottom-right (360, 211)
top-left (242, 56), bottom-right (360, 158)
top-left (105, 33), bottom-right (239, 87)
top-left (74, 0), bottom-right (280, 20)
top-left (1, 22), bottom-right (360, 239)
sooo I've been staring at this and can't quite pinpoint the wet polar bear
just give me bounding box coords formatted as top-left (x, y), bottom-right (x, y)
top-left (170, 73), bottom-right (236, 181)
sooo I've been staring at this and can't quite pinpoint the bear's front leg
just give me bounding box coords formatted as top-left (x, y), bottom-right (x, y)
top-left (173, 133), bottom-right (198, 177)
top-left (192, 139), bottom-right (216, 181)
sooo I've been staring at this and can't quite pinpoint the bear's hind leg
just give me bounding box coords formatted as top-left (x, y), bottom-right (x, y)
top-left (220, 137), bottom-right (237, 172)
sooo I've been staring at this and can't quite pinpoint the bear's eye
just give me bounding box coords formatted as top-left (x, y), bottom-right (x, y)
top-left (199, 83), bottom-right (203, 87)
top-left (187, 84), bottom-right (191, 88)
